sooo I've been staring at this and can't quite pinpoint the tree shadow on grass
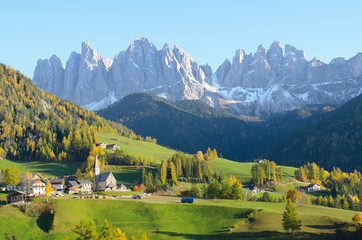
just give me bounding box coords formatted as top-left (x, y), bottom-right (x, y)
top-left (154, 229), bottom-right (362, 240)
top-left (36, 212), bottom-right (54, 233)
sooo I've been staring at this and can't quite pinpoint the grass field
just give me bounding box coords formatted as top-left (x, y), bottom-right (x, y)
top-left (103, 165), bottom-right (144, 187)
top-left (270, 182), bottom-right (309, 193)
top-left (98, 133), bottom-right (176, 163)
top-left (0, 198), bottom-right (253, 240)
top-left (209, 159), bottom-right (297, 185)
top-left (0, 197), bottom-right (359, 240)
top-left (0, 159), bottom-right (77, 178)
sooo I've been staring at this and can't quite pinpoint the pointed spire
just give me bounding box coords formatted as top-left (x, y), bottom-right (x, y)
top-left (94, 155), bottom-right (100, 176)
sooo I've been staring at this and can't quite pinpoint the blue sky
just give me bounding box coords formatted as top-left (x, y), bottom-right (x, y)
top-left (1, 0), bottom-right (362, 78)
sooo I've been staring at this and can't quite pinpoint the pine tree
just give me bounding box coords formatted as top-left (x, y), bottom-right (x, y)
top-left (160, 161), bottom-right (167, 184)
top-left (282, 200), bottom-right (302, 235)
top-left (72, 220), bottom-right (98, 240)
top-left (99, 219), bottom-right (114, 240)
top-left (170, 162), bottom-right (178, 186)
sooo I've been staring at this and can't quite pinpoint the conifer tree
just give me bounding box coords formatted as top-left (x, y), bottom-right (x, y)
top-left (282, 200), bottom-right (302, 235)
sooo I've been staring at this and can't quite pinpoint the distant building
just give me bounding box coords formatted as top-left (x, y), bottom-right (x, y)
top-left (65, 180), bottom-right (93, 194)
top-left (119, 184), bottom-right (130, 191)
top-left (7, 191), bottom-right (27, 204)
top-left (49, 178), bottom-right (66, 192)
top-left (7, 173), bottom-right (46, 196)
top-left (96, 142), bottom-right (107, 149)
top-left (65, 181), bottom-right (81, 194)
top-left (306, 183), bottom-right (321, 191)
top-left (28, 179), bottom-right (46, 195)
top-left (93, 156), bottom-right (118, 191)
top-left (106, 144), bottom-right (120, 151)
top-left (253, 159), bottom-right (265, 164)
top-left (77, 180), bottom-right (93, 194)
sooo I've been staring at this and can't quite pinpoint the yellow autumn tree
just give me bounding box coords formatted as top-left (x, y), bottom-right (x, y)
top-left (114, 227), bottom-right (127, 240)
top-left (44, 180), bottom-right (53, 202)
top-left (352, 213), bottom-right (362, 223)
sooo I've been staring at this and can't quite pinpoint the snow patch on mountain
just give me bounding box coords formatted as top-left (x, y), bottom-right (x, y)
top-left (33, 38), bottom-right (362, 116)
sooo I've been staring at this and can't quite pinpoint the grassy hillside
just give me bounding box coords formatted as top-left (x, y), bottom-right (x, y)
top-left (98, 133), bottom-right (176, 163)
top-left (209, 159), bottom-right (297, 185)
top-left (0, 198), bottom-right (359, 239)
top-left (0, 159), bottom-right (77, 178)
top-left (0, 198), bottom-right (252, 240)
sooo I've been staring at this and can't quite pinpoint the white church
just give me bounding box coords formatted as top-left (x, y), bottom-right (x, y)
top-left (93, 156), bottom-right (118, 191)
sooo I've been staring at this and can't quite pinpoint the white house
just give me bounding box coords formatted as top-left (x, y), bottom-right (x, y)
top-left (77, 180), bottom-right (93, 194)
top-left (7, 173), bottom-right (46, 196)
top-left (29, 179), bottom-right (46, 195)
top-left (306, 183), bottom-right (322, 192)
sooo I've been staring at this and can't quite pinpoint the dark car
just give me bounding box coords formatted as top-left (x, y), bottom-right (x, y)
top-left (181, 197), bottom-right (194, 203)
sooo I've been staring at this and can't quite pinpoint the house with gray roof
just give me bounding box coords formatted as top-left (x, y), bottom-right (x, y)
top-left (65, 180), bottom-right (93, 194)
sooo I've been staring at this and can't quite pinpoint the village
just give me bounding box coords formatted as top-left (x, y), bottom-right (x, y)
top-left (4, 142), bottom-right (150, 204)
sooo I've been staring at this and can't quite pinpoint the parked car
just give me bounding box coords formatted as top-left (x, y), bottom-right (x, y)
top-left (132, 194), bottom-right (142, 199)
top-left (181, 197), bottom-right (194, 203)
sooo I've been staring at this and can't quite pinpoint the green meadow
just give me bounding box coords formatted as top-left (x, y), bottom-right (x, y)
top-left (0, 197), bottom-right (359, 240)
top-left (98, 133), bottom-right (176, 163)
top-left (209, 158), bottom-right (297, 185)
top-left (103, 165), bottom-right (143, 187)
top-left (0, 159), bottom-right (77, 178)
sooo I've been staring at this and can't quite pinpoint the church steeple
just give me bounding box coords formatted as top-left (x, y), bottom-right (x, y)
top-left (93, 155), bottom-right (100, 190)
top-left (94, 155), bottom-right (100, 176)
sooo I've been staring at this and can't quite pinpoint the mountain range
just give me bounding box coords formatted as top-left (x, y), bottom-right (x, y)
top-left (33, 37), bottom-right (362, 116)
top-left (96, 92), bottom-right (336, 163)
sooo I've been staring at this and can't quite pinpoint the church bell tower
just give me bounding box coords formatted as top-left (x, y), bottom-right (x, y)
top-left (93, 155), bottom-right (100, 190)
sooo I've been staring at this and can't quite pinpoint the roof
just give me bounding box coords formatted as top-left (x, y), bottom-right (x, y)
top-left (106, 144), bottom-right (119, 147)
top-left (107, 182), bottom-right (116, 188)
top-left (306, 183), bottom-right (321, 188)
top-left (77, 180), bottom-right (92, 185)
top-left (49, 178), bottom-right (65, 184)
top-left (68, 181), bottom-right (80, 187)
top-left (29, 179), bottom-right (45, 185)
top-left (7, 191), bottom-right (27, 197)
top-left (98, 172), bottom-right (114, 183)
top-left (20, 172), bottom-right (43, 180)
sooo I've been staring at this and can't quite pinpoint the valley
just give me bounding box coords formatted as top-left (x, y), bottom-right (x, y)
top-left (1, 2), bottom-right (362, 238)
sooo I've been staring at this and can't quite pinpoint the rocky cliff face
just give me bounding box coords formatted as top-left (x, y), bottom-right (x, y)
top-left (214, 41), bottom-right (362, 115)
top-left (33, 38), bottom-right (362, 116)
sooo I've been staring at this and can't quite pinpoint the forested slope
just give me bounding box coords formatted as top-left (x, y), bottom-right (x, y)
top-left (0, 64), bottom-right (131, 162)
top-left (264, 93), bottom-right (362, 171)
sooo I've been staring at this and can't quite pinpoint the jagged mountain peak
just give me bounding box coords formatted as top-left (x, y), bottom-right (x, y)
top-left (234, 49), bottom-right (246, 63)
top-left (127, 36), bottom-right (157, 54)
top-left (269, 41), bottom-right (282, 50)
top-left (284, 44), bottom-right (307, 60)
top-left (33, 39), bottom-right (362, 116)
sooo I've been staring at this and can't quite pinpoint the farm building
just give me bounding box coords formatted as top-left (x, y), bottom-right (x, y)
top-left (106, 144), bottom-right (120, 150)
top-left (306, 183), bottom-right (322, 191)
top-left (7, 173), bottom-right (46, 196)
top-left (96, 142), bottom-right (107, 149)
top-left (77, 180), bottom-right (93, 194)
top-left (49, 178), bottom-right (66, 192)
top-left (7, 191), bottom-right (27, 204)
top-left (65, 180), bottom-right (93, 194)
